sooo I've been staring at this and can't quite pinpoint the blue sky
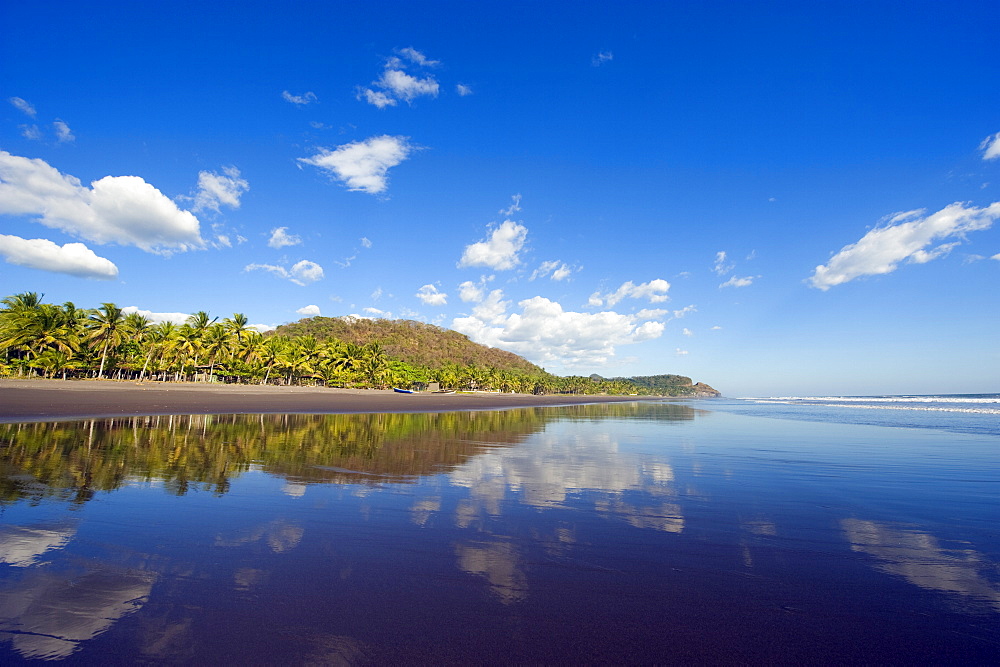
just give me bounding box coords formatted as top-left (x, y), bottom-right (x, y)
top-left (2, 0), bottom-right (999, 396)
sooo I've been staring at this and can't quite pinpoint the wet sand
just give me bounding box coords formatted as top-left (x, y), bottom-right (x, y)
top-left (0, 378), bottom-right (648, 422)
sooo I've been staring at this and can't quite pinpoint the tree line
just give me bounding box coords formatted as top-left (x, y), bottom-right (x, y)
top-left (0, 292), bottom-right (655, 395)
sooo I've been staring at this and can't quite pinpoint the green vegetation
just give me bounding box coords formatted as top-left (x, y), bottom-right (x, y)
top-left (0, 292), bottom-right (716, 396)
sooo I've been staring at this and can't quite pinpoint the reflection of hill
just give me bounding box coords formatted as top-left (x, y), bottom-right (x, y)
top-left (0, 410), bottom-right (550, 502)
top-left (0, 403), bottom-right (699, 505)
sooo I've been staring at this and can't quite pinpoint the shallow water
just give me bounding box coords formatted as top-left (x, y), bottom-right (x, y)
top-left (0, 402), bottom-right (998, 663)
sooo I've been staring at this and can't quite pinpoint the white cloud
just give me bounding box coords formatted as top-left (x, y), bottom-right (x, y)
top-left (592, 51), bottom-right (614, 66)
top-left (589, 279), bottom-right (670, 307)
top-left (360, 237), bottom-right (372, 248)
top-left (672, 305), bottom-right (697, 319)
top-left (0, 235), bottom-right (118, 280)
top-left (530, 260), bottom-right (574, 281)
top-left (0, 151), bottom-right (204, 254)
top-left (499, 194), bottom-right (522, 217)
top-left (720, 275), bottom-right (756, 288)
top-left (992, 253), bottom-right (1000, 261)
top-left (193, 166), bottom-right (249, 213)
top-left (268, 226), bottom-right (301, 248)
top-left (675, 348), bottom-right (689, 356)
top-left (296, 304), bottom-right (321, 316)
top-left (452, 295), bottom-right (666, 371)
top-left (713, 250), bottom-right (734, 276)
top-left (458, 279), bottom-right (486, 303)
top-left (19, 125), bottom-right (41, 140)
top-left (250, 323), bottom-right (275, 332)
top-left (359, 48), bottom-right (440, 108)
top-left (459, 220), bottom-right (528, 270)
top-left (244, 259), bottom-right (324, 285)
top-left (9, 97), bottom-right (36, 117)
top-left (397, 47), bottom-right (439, 67)
top-left (362, 89), bottom-right (397, 108)
top-left (377, 69), bottom-right (439, 102)
top-left (980, 132), bottom-right (1000, 161)
top-left (682, 328), bottom-right (693, 336)
top-left (282, 90), bottom-right (317, 105)
top-left (53, 120), bottom-right (74, 142)
top-left (121, 306), bottom-right (190, 325)
top-left (469, 289), bottom-right (510, 323)
top-left (456, 83), bottom-right (473, 96)
top-left (415, 283), bottom-right (447, 306)
top-left (299, 135), bottom-right (413, 195)
top-left (711, 325), bottom-right (723, 330)
top-left (809, 202), bottom-right (1000, 290)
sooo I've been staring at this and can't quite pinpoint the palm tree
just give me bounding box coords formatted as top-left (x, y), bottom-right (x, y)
top-left (87, 303), bottom-right (125, 379)
top-left (222, 313), bottom-right (250, 360)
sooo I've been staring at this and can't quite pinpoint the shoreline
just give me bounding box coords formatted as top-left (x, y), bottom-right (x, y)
top-left (0, 378), bottom-right (660, 423)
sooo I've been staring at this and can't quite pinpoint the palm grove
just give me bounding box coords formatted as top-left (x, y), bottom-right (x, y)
top-left (0, 292), bottom-right (702, 396)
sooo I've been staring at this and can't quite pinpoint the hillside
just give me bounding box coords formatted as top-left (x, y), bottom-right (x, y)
top-left (273, 317), bottom-right (544, 374)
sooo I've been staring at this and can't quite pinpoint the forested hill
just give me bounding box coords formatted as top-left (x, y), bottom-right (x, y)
top-left (594, 373), bottom-right (721, 397)
top-left (273, 317), bottom-right (543, 374)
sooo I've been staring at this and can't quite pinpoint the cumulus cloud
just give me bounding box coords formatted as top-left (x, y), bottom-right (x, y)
top-left (282, 90), bottom-right (317, 105)
top-left (981, 132), bottom-right (1000, 161)
top-left (452, 294), bottom-right (666, 370)
top-left (9, 97), bottom-right (36, 117)
top-left (588, 279), bottom-right (670, 307)
top-left (415, 283), bottom-right (447, 306)
top-left (458, 278), bottom-right (490, 303)
top-left (459, 220), bottom-right (528, 270)
top-left (296, 304), bottom-right (321, 316)
top-left (720, 275), bottom-right (756, 288)
top-left (359, 48), bottom-right (440, 108)
top-left (809, 202), bottom-right (1000, 290)
top-left (0, 152), bottom-right (204, 254)
top-left (0, 235), bottom-right (118, 280)
top-left (268, 226), bottom-right (301, 248)
top-left (530, 260), bottom-right (574, 281)
top-left (244, 259), bottom-right (324, 285)
top-left (299, 135), bottom-right (413, 195)
top-left (121, 306), bottom-right (190, 325)
top-left (193, 166), bottom-right (249, 213)
top-left (592, 51), bottom-right (614, 66)
top-left (53, 120), bottom-right (74, 143)
top-left (456, 84), bottom-right (473, 96)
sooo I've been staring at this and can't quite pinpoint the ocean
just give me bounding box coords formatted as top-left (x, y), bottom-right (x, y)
top-left (708, 393), bottom-right (1000, 436)
top-left (0, 398), bottom-right (997, 663)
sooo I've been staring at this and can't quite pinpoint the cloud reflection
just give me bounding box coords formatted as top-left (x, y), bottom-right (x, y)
top-left (449, 430), bottom-right (681, 531)
top-left (455, 539), bottom-right (527, 604)
top-left (0, 524), bottom-right (75, 567)
top-left (0, 567), bottom-right (153, 660)
top-left (842, 518), bottom-right (1000, 611)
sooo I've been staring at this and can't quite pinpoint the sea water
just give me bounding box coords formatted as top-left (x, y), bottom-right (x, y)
top-left (0, 401), bottom-right (997, 663)
top-left (710, 393), bottom-right (1000, 437)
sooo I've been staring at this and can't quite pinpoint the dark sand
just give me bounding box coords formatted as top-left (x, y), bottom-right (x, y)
top-left (0, 378), bottom-right (651, 422)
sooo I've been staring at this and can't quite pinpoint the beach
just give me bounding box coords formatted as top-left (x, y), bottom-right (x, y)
top-left (0, 378), bottom-right (647, 422)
